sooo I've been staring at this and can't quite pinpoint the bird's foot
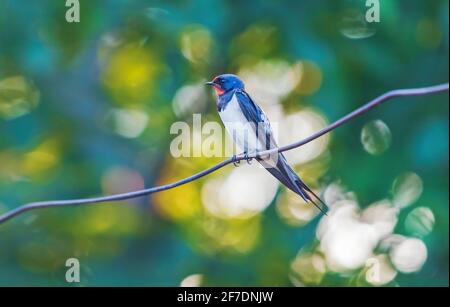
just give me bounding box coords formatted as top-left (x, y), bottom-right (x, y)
top-left (244, 153), bottom-right (253, 165)
top-left (232, 153), bottom-right (254, 166)
top-left (232, 155), bottom-right (241, 167)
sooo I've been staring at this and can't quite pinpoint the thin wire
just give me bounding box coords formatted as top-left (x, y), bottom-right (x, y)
top-left (0, 83), bottom-right (448, 225)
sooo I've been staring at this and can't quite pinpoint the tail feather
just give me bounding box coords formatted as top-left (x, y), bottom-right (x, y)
top-left (295, 179), bottom-right (328, 215)
top-left (296, 179), bottom-right (328, 212)
top-left (259, 153), bottom-right (328, 215)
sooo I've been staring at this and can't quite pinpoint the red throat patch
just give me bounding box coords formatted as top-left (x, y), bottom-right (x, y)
top-left (213, 86), bottom-right (225, 96)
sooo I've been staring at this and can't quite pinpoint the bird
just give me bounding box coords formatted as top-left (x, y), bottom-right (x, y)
top-left (206, 74), bottom-right (328, 215)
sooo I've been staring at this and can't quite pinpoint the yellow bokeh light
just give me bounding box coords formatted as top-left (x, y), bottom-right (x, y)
top-left (21, 139), bottom-right (61, 179)
top-left (200, 216), bottom-right (261, 254)
top-left (294, 61), bottom-right (323, 96)
top-left (152, 158), bottom-right (204, 221)
top-left (0, 150), bottom-right (21, 181)
top-left (101, 45), bottom-right (160, 104)
top-left (154, 182), bottom-right (202, 221)
top-left (152, 155), bottom-right (263, 254)
top-left (230, 24), bottom-right (278, 60)
top-left (290, 250), bottom-right (326, 285)
top-left (180, 25), bottom-right (214, 64)
top-left (0, 75), bottom-right (40, 119)
top-left (79, 205), bottom-right (139, 236)
top-left (276, 189), bottom-right (321, 226)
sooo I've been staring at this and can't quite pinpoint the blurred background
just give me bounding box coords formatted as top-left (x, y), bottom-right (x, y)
top-left (0, 0), bottom-right (448, 286)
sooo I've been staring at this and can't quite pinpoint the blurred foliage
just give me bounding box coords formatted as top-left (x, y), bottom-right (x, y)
top-left (0, 0), bottom-right (448, 286)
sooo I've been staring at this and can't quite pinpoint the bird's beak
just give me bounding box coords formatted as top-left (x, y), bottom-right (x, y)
top-left (206, 80), bottom-right (225, 95)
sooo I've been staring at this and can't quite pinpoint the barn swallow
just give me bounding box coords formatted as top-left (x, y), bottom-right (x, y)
top-left (206, 74), bottom-right (328, 215)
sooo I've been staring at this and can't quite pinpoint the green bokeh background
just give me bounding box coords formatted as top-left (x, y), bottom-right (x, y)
top-left (0, 0), bottom-right (448, 286)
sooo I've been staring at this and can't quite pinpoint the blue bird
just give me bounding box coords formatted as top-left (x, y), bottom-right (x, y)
top-left (206, 74), bottom-right (328, 215)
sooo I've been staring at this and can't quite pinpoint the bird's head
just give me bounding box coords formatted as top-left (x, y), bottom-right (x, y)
top-left (206, 74), bottom-right (244, 96)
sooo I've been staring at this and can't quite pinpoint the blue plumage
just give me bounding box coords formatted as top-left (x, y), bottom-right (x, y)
top-left (207, 74), bottom-right (328, 215)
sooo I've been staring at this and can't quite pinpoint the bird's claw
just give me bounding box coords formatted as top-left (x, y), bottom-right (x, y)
top-left (244, 153), bottom-right (253, 165)
top-left (232, 155), bottom-right (240, 167)
top-left (232, 153), bottom-right (254, 166)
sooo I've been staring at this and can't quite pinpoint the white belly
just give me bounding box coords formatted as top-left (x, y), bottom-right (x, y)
top-left (219, 94), bottom-right (262, 153)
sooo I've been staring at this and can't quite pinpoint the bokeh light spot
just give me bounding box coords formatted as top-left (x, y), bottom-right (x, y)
top-left (361, 199), bottom-right (398, 240)
top-left (404, 206), bottom-right (435, 238)
top-left (22, 139), bottom-right (61, 179)
top-left (153, 159), bottom-right (203, 221)
top-left (323, 181), bottom-right (357, 209)
top-left (180, 274), bottom-right (203, 287)
top-left (101, 45), bottom-right (160, 104)
top-left (231, 24), bottom-right (278, 60)
top-left (0, 76), bottom-right (40, 120)
top-left (276, 189), bottom-right (320, 226)
top-left (180, 25), bottom-right (214, 64)
top-left (361, 119), bottom-right (392, 155)
top-left (365, 254), bottom-right (397, 286)
top-left (172, 83), bottom-right (207, 118)
top-left (339, 9), bottom-right (376, 39)
top-left (392, 172), bottom-right (423, 209)
top-left (239, 59), bottom-right (302, 105)
top-left (101, 166), bottom-right (145, 195)
top-left (202, 164), bottom-right (278, 219)
top-left (281, 109), bottom-right (329, 165)
top-left (107, 108), bottom-right (149, 138)
top-left (295, 61), bottom-right (323, 96)
top-left (390, 238), bottom-right (427, 273)
top-left (317, 200), bottom-right (379, 272)
top-left (290, 250), bottom-right (326, 285)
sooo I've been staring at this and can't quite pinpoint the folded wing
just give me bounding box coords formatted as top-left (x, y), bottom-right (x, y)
top-left (234, 90), bottom-right (328, 214)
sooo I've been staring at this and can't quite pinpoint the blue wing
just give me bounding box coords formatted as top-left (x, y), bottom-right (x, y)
top-left (234, 90), bottom-right (274, 150)
top-left (234, 90), bottom-right (328, 214)
top-left (234, 90), bottom-right (264, 124)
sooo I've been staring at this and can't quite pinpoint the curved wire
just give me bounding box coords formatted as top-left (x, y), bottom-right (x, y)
top-left (0, 83), bottom-right (448, 225)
